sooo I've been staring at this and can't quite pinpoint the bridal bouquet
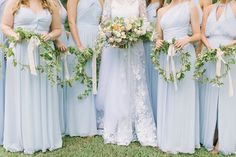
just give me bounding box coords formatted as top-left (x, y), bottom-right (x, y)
top-left (99, 17), bottom-right (154, 49)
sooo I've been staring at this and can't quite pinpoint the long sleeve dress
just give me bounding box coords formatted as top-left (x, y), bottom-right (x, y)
top-left (96, 0), bottom-right (157, 146)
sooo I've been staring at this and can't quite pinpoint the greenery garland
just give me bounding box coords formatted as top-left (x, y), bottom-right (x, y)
top-left (0, 28), bottom-right (61, 84)
top-left (151, 40), bottom-right (191, 82)
top-left (62, 47), bottom-right (101, 100)
top-left (194, 45), bottom-right (236, 87)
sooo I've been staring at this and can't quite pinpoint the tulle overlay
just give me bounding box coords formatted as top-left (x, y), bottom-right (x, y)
top-left (96, 0), bottom-right (157, 146)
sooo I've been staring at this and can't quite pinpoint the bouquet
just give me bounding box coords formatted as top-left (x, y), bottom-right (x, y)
top-left (99, 17), bottom-right (154, 49)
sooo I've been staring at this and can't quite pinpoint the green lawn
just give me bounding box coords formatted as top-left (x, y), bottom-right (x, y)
top-left (0, 136), bottom-right (235, 157)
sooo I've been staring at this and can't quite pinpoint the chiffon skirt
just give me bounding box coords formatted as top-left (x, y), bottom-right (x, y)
top-left (0, 32), bottom-right (5, 145)
top-left (58, 29), bottom-right (68, 135)
top-left (157, 44), bottom-right (200, 153)
top-left (200, 36), bottom-right (236, 155)
top-left (65, 24), bottom-right (97, 136)
top-left (144, 41), bottom-right (158, 123)
top-left (3, 41), bottom-right (62, 154)
top-left (96, 41), bottom-right (157, 146)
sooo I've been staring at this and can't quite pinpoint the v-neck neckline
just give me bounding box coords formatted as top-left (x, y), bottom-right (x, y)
top-left (215, 2), bottom-right (230, 22)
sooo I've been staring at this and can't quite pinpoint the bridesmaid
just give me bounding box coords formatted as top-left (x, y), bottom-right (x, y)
top-left (53, 0), bottom-right (68, 135)
top-left (66, 0), bottom-right (103, 136)
top-left (144, 0), bottom-right (163, 124)
top-left (156, 0), bottom-right (200, 153)
top-left (201, 0), bottom-right (236, 155)
top-left (0, 0), bottom-right (7, 145)
top-left (2, 0), bottom-right (62, 154)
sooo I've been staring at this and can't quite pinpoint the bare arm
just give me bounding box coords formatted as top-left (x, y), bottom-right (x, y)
top-left (189, 2), bottom-right (201, 43)
top-left (175, 2), bottom-right (200, 48)
top-left (67, 0), bottom-right (83, 49)
top-left (48, 0), bottom-right (62, 40)
top-left (155, 8), bottom-right (164, 48)
top-left (1, 0), bottom-right (19, 39)
top-left (201, 5), bottom-right (212, 49)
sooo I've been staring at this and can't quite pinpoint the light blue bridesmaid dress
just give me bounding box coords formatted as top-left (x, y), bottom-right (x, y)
top-left (57, 0), bottom-right (68, 135)
top-left (0, 0), bottom-right (6, 145)
top-left (3, 6), bottom-right (62, 154)
top-left (156, 2), bottom-right (200, 153)
top-left (144, 2), bottom-right (159, 124)
top-left (66, 0), bottom-right (101, 136)
top-left (96, 0), bottom-right (157, 146)
top-left (200, 2), bottom-right (236, 155)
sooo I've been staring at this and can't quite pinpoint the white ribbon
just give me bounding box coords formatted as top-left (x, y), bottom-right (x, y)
top-left (166, 44), bottom-right (178, 91)
top-left (92, 51), bottom-right (97, 94)
top-left (216, 49), bottom-right (234, 97)
top-left (63, 52), bottom-right (70, 80)
top-left (27, 36), bottom-right (40, 75)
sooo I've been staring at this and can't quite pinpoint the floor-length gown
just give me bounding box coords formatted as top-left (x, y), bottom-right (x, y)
top-left (66, 0), bottom-right (101, 136)
top-left (96, 0), bottom-right (157, 146)
top-left (0, 0), bottom-right (6, 145)
top-left (157, 2), bottom-right (199, 153)
top-left (200, 3), bottom-right (236, 155)
top-left (57, 0), bottom-right (68, 135)
top-left (144, 2), bottom-right (160, 124)
top-left (3, 7), bottom-right (62, 154)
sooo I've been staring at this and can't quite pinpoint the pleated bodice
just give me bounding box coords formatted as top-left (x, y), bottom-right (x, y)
top-left (160, 2), bottom-right (190, 41)
top-left (14, 6), bottom-right (52, 34)
top-left (205, 3), bottom-right (236, 48)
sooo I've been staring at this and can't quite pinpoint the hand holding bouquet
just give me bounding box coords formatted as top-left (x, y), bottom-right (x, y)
top-left (99, 17), bottom-right (154, 49)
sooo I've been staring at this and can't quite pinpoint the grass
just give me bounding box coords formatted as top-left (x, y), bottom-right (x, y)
top-left (0, 136), bottom-right (235, 157)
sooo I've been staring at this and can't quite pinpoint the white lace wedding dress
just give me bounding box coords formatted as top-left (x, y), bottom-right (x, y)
top-left (96, 0), bottom-right (157, 146)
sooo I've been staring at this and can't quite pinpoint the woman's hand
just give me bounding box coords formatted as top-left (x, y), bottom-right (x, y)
top-left (11, 32), bottom-right (20, 41)
top-left (174, 37), bottom-right (190, 48)
top-left (77, 44), bottom-right (85, 51)
top-left (55, 40), bottom-right (67, 52)
top-left (41, 33), bottom-right (53, 41)
top-left (155, 39), bottom-right (164, 48)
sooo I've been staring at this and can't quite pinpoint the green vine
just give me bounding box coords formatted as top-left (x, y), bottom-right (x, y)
top-left (0, 28), bottom-right (61, 84)
top-left (194, 45), bottom-right (236, 87)
top-left (151, 40), bottom-right (191, 82)
top-left (63, 47), bottom-right (101, 100)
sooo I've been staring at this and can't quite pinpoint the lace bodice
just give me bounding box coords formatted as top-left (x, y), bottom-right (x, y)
top-left (102, 0), bottom-right (147, 21)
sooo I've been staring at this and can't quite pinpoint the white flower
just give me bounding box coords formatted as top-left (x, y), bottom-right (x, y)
top-left (108, 38), bottom-right (114, 43)
top-left (126, 24), bottom-right (132, 31)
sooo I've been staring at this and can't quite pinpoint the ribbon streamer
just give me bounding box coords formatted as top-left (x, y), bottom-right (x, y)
top-left (166, 44), bottom-right (178, 91)
top-left (27, 36), bottom-right (40, 75)
top-left (216, 49), bottom-right (234, 97)
top-left (92, 51), bottom-right (97, 94)
top-left (63, 52), bottom-right (70, 80)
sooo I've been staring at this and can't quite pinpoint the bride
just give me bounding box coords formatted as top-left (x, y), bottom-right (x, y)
top-left (96, 0), bottom-right (157, 146)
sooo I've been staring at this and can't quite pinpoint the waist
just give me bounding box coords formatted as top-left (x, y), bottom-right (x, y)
top-left (77, 22), bottom-right (99, 27)
top-left (207, 35), bottom-right (234, 41)
top-left (163, 30), bottom-right (189, 41)
top-left (14, 26), bottom-right (49, 34)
